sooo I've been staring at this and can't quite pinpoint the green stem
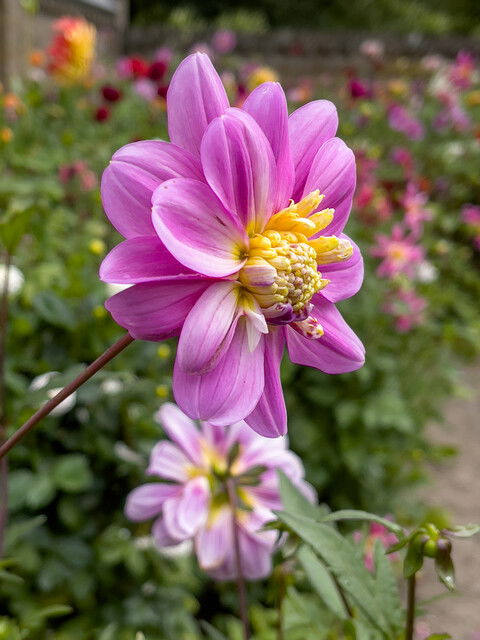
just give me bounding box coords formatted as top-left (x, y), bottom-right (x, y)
top-left (226, 477), bottom-right (250, 640)
top-left (405, 574), bottom-right (417, 640)
top-left (0, 333), bottom-right (134, 460)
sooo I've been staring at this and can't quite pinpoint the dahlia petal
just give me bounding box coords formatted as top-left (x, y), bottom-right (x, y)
top-left (167, 52), bottom-right (230, 157)
top-left (177, 281), bottom-right (241, 374)
top-left (245, 329), bottom-right (287, 438)
top-left (125, 483), bottom-right (179, 521)
top-left (100, 236), bottom-right (194, 284)
top-left (196, 507), bottom-right (231, 570)
top-left (152, 178), bottom-right (248, 277)
top-left (176, 477), bottom-right (210, 537)
top-left (152, 516), bottom-right (184, 547)
top-left (319, 236), bottom-right (364, 303)
top-left (155, 402), bottom-right (203, 465)
top-left (286, 298), bottom-right (365, 374)
top-left (147, 441), bottom-right (190, 482)
top-left (289, 100), bottom-right (339, 200)
top-left (243, 82), bottom-right (294, 210)
top-left (238, 528), bottom-right (274, 580)
top-left (162, 496), bottom-right (189, 541)
top-left (303, 138), bottom-right (356, 236)
top-left (101, 140), bottom-right (203, 238)
top-left (173, 319), bottom-right (265, 426)
top-left (105, 278), bottom-right (211, 341)
top-left (201, 108), bottom-right (277, 233)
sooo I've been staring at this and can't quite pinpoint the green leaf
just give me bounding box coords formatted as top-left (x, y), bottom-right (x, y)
top-left (424, 635), bottom-right (452, 640)
top-left (5, 515), bottom-right (47, 548)
top-left (32, 291), bottom-right (76, 328)
top-left (277, 470), bottom-right (326, 520)
top-left (373, 541), bottom-right (403, 633)
top-left (199, 620), bottom-right (229, 640)
top-left (446, 524), bottom-right (480, 538)
top-left (275, 510), bottom-right (390, 633)
top-left (0, 568), bottom-right (24, 585)
top-left (320, 510), bottom-right (404, 537)
top-left (403, 542), bottom-right (424, 578)
top-left (298, 545), bottom-right (347, 619)
top-left (53, 455), bottom-right (93, 493)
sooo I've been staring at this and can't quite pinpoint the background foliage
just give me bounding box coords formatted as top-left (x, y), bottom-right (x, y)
top-left (1, 38), bottom-right (480, 638)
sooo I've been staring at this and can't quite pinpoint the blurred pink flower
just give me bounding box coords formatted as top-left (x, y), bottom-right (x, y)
top-left (388, 104), bottom-right (424, 141)
top-left (359, 39), bottom-right (384, 60)
top-left (212, 29), bottom-right (237, 54)
top-left (371, 225), bottom-right (424, 278)
top-left (125, 403), bottom-right (315, 580)
top-left (133, 78), bottom-right (157, 102)
top-left (353, 519), bottom-right (398, 572)
top-left (402, 182), bottom-right (432, 236)
top-left (391, 147), bottom-right (414, 178)
top-left (348, 78), bottom-right (371, 100)
top-left (383, 287), bottom-right (427, 333)
top-left (462, 204), bottom-right (480, 250)
top-left (449, 50), bottom-right (475, 90)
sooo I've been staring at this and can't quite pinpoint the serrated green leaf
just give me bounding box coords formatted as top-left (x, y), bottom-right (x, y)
top-left (298, 545), bottom-right (347, 619)
top-left (320, 510), bottom-right (404, 537)
top-left (275, 510), bottom-right (390, 633)
top-left (373, 540), bottom-right (403, 633)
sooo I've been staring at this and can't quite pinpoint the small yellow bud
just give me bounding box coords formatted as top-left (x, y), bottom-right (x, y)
top-left (93, 305), bottom-right (107, 319)
top-left (89, 239), bottom-right (106, 255)
top-left (157, 344), bottom-right (171, 359)
top-left (156, 384), bottom-right (169, 398)
top-left (0, 127), bottom-right (13, 143)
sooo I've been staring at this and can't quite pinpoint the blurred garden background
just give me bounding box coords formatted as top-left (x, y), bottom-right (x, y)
top-left (0, 0), bottom-right (480, 638)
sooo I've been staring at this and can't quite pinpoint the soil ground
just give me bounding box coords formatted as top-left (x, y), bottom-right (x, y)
top-left (416, 365), bottom-right (480, 638)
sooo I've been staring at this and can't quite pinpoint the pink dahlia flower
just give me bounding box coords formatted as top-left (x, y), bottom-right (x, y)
top-left (125, 403), bottom-right (314, 580)
top-left (353, 519), bottom-right (398, 572)
top-left (100, 53), bottom-right (365, 437)
top-left (371, 225), bottom-right (424, 279)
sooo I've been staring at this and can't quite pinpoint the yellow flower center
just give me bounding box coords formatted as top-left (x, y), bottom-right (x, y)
top-left (238, 191), bottom-right (353, 323)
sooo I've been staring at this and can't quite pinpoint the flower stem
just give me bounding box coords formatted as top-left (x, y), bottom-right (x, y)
top-left (226, 477), bottom-right (250, 640)
top-left (405, 574), bottom-right (417, 640)
top-left (0, 332), bottom-right (134, 460)
top-left (0, 251), bottom-right (11, 556)
top-left (276, 589), bottom-right (285, 640)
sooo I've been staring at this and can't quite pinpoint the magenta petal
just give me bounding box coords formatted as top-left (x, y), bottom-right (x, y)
top-left (237, 528), bottom-right (273, 580)
top-left (125, 483), bottom-right (179, 521)
top-left (100, 236), bottom-right (194, 284)
top-left (101, 140), bottom-right (203, 239)
top-left (152, 516), bottom-right (184, 547)
top-left (173, 320), bottom-right (265, 426)
top-left (286, 298), bottom-right (365, 374)
top-left (303, 138), bottom-right (356, 236)
top-left (105, 278), bottom-right (211, 341)
top-left (245, 329), bottom-right (287, 438)
top-left (152, 178), bottom-right (248, 277)
top-left (177, 282), bottom-right (241, 374)
top-left (243, 83), bottom-right (294, 210)
top-left (196, 507), bottom-right (231, 570)
top-left (175, 477), bottom-right (210, 537)
top-left (289, 100), bottom-right (339, 200)
top-left (156, 403), bottom-right (203, 465)
top-left (319, 236), bottom-right (364, 303)
top-left (167, 52), bottom-right (229, 157)
top-left (201, 108), bottom-right (277, 233)
top-left (147, 441), bottom-right (189, 482)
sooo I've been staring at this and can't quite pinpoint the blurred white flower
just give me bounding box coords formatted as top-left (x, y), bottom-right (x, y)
top-left (29, 371), bottom-right (77, 416)
top-left (157, 539), bottom-right (192, 558)
top-left (0, 264), bottom-right (24, 297)
top-left (417, 261), bottom-right (438, 283)
top-left (101, 378), bottom-right (123, 394)
top-left (114, 442), bottom-right (144, 465)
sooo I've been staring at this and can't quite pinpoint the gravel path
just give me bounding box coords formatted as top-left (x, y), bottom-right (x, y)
top-left (417, 366), bottom-right (480, 638)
